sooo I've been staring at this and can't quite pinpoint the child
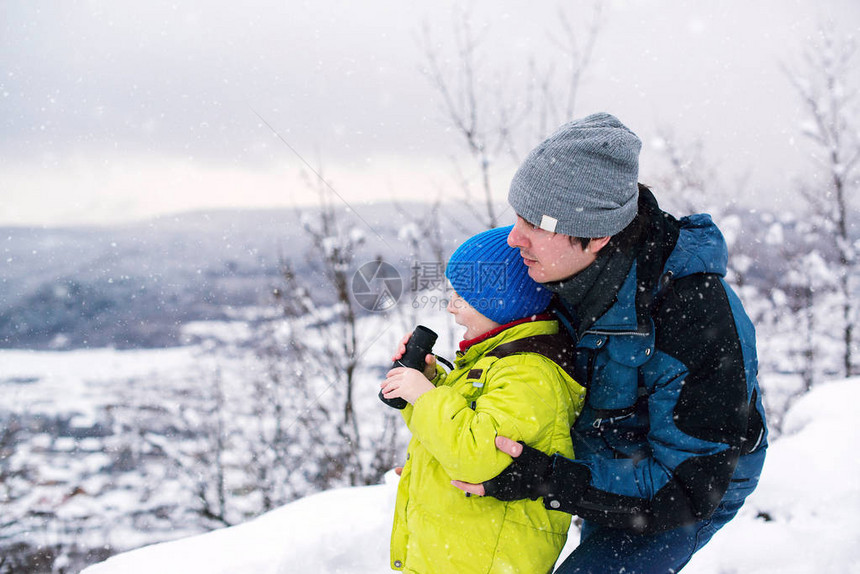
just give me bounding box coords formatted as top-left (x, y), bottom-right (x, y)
top-left (380, 225), bottom-right (586, 573)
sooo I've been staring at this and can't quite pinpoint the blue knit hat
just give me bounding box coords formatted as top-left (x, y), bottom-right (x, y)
top-left (445, 225), bottom-right (552, 324)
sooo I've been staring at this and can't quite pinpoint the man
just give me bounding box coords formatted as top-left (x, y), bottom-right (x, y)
top-left (452, 113), bottom-right (768, 573)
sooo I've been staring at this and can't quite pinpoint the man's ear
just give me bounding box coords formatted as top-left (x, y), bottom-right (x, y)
top-left (586, 236), bottom-right (611, 254)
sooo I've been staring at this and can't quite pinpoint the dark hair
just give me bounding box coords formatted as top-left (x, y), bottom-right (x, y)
top-left (571, 236), bottom-right (591, 249)
top-left (571, 183), bottom-right (649, 255)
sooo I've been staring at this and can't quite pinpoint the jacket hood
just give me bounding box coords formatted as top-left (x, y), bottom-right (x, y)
top-left (662, 213), bottom-right (729, 279)
top-left (635, 187), bottom-right (728, 284)
top-left (579, 189), bottom-right (729, 336)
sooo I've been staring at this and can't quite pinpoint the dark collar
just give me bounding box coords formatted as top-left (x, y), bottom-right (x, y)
top-left (548, 187), bottom-right (681, 338)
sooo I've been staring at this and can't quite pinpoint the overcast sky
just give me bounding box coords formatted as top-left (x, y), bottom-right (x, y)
top-left (1, 0), bottom-right (858, 226)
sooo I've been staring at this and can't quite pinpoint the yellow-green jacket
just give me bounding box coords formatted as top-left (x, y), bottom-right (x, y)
top-left (390, 319), bottom-right (586, 573)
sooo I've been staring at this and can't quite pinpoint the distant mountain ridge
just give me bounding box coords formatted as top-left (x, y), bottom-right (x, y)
top-left (2, 200), bottom-right (854, 350)
top-left (0, 202), bottom-right (475, 349)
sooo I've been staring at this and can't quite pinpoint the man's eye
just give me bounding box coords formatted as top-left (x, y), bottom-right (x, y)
top-left (517, 217), bottom-right (538, 231)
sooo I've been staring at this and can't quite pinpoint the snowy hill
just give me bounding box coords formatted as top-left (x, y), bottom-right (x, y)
top-left (82, 377), bottom-right (860, 574)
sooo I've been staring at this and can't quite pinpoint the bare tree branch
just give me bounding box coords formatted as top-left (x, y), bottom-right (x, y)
top-left (785, 25), bottom-right (859, 377)
top-left (420, 2), bottom-right (604, 228)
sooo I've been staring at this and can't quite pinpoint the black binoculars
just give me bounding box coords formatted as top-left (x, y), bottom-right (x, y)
top-left (379, 325), bottom-right (438, 410)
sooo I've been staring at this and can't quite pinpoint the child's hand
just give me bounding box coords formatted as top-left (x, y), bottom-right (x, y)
top-left (381, 367), bottom-right (436, 405)
top-left (391, 332), bottom-right (437, 380)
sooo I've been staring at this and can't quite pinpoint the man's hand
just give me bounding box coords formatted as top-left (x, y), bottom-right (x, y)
top-left (451, 436), bottom-right (523, 495)
top-left (451, 436), bottom-right (553, 501)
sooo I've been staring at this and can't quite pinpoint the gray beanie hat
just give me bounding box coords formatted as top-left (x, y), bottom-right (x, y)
top-left (508, 112), bottom-right (641, 238)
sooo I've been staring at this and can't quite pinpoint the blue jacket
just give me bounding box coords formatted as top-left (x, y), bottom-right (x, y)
top-left (545, 189), bottom-right (768, 534)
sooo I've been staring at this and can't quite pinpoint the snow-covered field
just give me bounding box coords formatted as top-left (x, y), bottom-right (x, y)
top-left (0, 312), bottom-right (459, 570)
top-left (78, 377), bottom-right (860, 574)
top-left (0, 345), bottom-right (231, 556)
top-left (3, 302), bottom-right (858, 573)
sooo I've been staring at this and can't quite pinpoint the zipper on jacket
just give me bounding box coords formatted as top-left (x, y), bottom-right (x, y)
top-left (592, 412), bottom-right (635, 429)
top-left (585, 328), bottom-right (651, 337)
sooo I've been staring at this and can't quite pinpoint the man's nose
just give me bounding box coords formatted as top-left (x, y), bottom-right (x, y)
top-left (508, 221), bottom-right (527, 248)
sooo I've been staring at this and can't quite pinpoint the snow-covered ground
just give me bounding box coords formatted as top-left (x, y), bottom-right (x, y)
top-left (0, 312), bottom-right (459, 569)
top-left (81, 377), bottom-right (860, 574)
top-left (0, 345), bottom-right (231, 556)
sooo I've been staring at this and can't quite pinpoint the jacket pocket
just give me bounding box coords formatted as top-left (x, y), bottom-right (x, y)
top-left (585, 331), bottom-right (654, 412)
top-left (588, 357), bottom-right (639, 412)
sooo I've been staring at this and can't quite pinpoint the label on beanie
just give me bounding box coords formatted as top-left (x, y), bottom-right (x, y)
top-left (540, 214), bottom-right (558, 233)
